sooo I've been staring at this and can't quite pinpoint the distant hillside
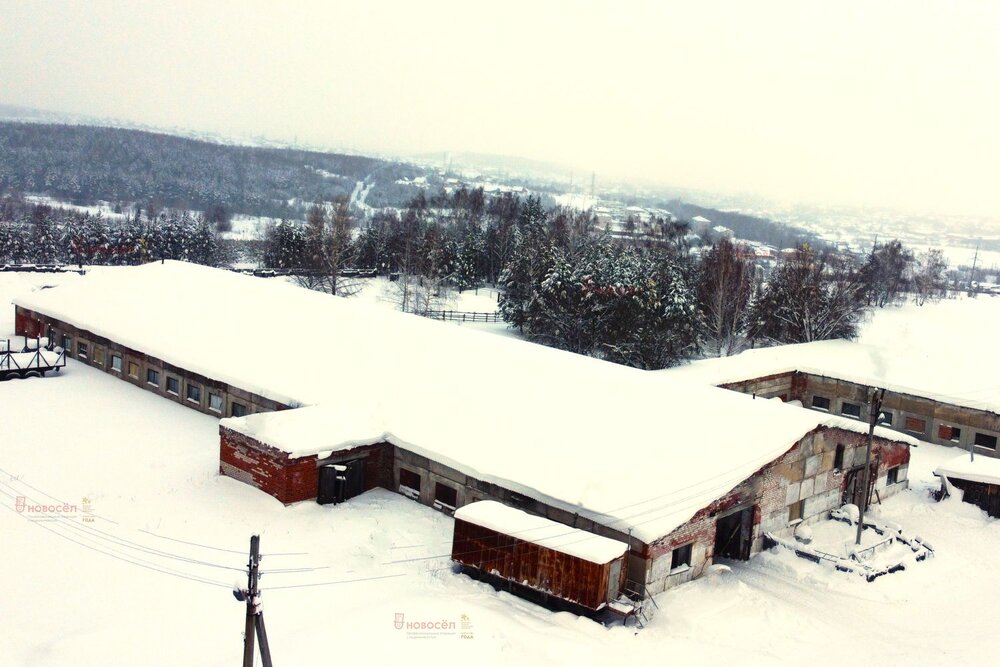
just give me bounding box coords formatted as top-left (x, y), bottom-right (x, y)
top-left (665, 199), bottom-right (819, 250)
top-left (0, 122), bottom-right (429, 218)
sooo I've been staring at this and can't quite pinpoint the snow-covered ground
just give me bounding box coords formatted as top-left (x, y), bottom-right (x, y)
top-left (2, 271), bottom-right (998, 666)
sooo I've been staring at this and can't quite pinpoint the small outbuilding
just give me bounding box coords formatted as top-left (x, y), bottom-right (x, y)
top-left (452, 501), bottom-right (628, 614)
top-left (936, 455), bottom-right (1000, 518)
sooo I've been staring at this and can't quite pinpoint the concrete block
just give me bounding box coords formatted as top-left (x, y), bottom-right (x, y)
top-left (785, 481), bottom-right (801, 506)
top-left (800, 477), bottom-right (815, 499)
top-left (805, 454), bottom-right (822, 477)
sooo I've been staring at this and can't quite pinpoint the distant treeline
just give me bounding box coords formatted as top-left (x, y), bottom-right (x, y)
top-left (0, 195), bottom-right (228, 267)
top-left (664, 199), bottom-right (819, 250)
top-left (0, 122), bottom-right (428, 218)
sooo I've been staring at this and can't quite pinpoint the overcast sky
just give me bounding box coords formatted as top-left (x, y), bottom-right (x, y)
top-left (1, 0), bottom-right (998, 220)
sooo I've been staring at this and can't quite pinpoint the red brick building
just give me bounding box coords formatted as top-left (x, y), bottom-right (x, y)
top-left (14, 262), bottom-right (916, 595)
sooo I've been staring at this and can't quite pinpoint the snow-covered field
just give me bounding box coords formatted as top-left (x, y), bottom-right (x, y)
top-left (2, 271), bottom-right (998, 666)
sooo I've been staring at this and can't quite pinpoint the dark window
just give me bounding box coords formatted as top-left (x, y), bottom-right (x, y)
top-left (185, 384), bottom-right (201, 403)
top-left (146, 368), bottom-right (160, 386)
top-left (399, 468), bottom-right (421, 493)
top-left (77, 342), bottom-right (88, 359)
top-left (887, 466), bottom-right (899, 485)
top-left (208, 393), bottom-right (223, 412)
top-left (230, 401), bottom-right (248, 417)
top-left (834, 444), bottom-right (845, 470)
top-left (111, 354), bottom-right (122, 372)
top-left (975, 433), bottom-right (998, 450)
top-left (811, 395), bottom-right (830, 410)
top-left (880, 411), bottom-right (893, 425)
top-left (434, 482), bottom-right (458, 509)
top-left (905, 416), bottom-right (927, 434)
top-left (788, 500), bottom-right (805, 523)
top-left (671, 543), bottom-right (693, 569)
top-left (840, 402), bottom-right (861, 418)
top-left (62, 335), bottom-right (71, 351)
top-left (166, 377), bottom-right (180, 395)
top-left (938, 425), bottom-right (961, 442)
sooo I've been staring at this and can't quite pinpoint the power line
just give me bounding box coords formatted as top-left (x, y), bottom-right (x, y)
top-left (266, 572), bottom-right (409, 590)
top-left (0, 469), bottom-right (306, 560)
top-left (0, 480), bottom-right (247, 573)
top-left (0, 497), bottom-right (232, 589)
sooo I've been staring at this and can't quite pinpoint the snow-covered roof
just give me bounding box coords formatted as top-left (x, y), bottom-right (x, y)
top-left (664, 340), bottom-right (1000, 415)
top-left (14, 261), bottom-right (914, 543)
top-left (454, 500), bottom-right (628, 565)
top-left (936, 454), bottom-right (1000, 486)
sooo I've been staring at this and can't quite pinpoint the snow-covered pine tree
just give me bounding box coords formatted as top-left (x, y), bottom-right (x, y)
top-left (454, 223), bottom-right (485, 291)
top-left (0, 221), bottom-right (27, 263)
top-left (187, 217), bottom-right (222, 267)
top-left (263, 220), bottom-right (307, 269)
top-left (29, 208), bottom-right (61, 263)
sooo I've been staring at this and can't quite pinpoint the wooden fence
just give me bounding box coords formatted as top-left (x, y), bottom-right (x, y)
top-left (422, 310), bottom-right (502, 323)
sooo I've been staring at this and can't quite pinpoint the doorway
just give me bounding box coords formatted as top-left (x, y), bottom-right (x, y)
top-left (714, 506), bottom-right (754, 561)
top-left (317, 459), bottom-right (366, 505)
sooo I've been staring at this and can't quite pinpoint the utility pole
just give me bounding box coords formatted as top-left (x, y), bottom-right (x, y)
top-left (237, 534), bottom-right (273, 667)
top-left (856, 388), bottom-right (886, 546)
top-left (968, 241), bottom-right (980, 297)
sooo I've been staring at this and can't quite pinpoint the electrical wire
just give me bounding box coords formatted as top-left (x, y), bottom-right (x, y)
top-left (0, 470), bottom-right (310, 562)
top-left (0, 496), bottom-right (232, 589)
top-left (0, 478), bottom-right (246, 567)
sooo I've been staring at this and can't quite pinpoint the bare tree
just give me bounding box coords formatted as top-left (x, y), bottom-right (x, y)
top-left (912, 249), bottom-right (948, 305)
top-left (296, 197), bottom-right (361, 296)
top-left (862, 239), bottom-right (915, 307)
top-left (697, 238), bottom-right (756, 356)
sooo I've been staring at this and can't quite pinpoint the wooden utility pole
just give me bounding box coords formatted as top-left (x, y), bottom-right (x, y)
top-left (855, 388), bottom-right (886, 546)
top-left (240, 534), bottom-right (273, 667)
top-left (968, 241), bottom-right (980, 296)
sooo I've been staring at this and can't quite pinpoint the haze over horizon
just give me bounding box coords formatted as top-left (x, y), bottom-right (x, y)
top-left (2, 0), bottom-right (998, 223)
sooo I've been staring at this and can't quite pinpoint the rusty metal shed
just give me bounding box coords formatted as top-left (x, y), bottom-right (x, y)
top-left (452, 501), bottom-right (628, 613)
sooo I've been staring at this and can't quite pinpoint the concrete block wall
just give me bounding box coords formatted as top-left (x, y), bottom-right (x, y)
top-left (642, 426), bottom-right (910, 595)
top-left (15, 307), bottom-right (288, 418)
top-left (643, 486), bottom-right (750, 595)
top-left (717, 367), bottom-right (1000, 459)
top-left (798, 373), bottom-right (1000, 459)
top-left (720, 371), bottom-right (796, 400)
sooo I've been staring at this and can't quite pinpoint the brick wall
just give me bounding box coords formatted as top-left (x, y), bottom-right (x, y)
top-left (14, 307), bottom-right (46, 338)
top-left (220, 425), bottom-right (396, 505)
top-left (219, 426), bottom-right (319, 504)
